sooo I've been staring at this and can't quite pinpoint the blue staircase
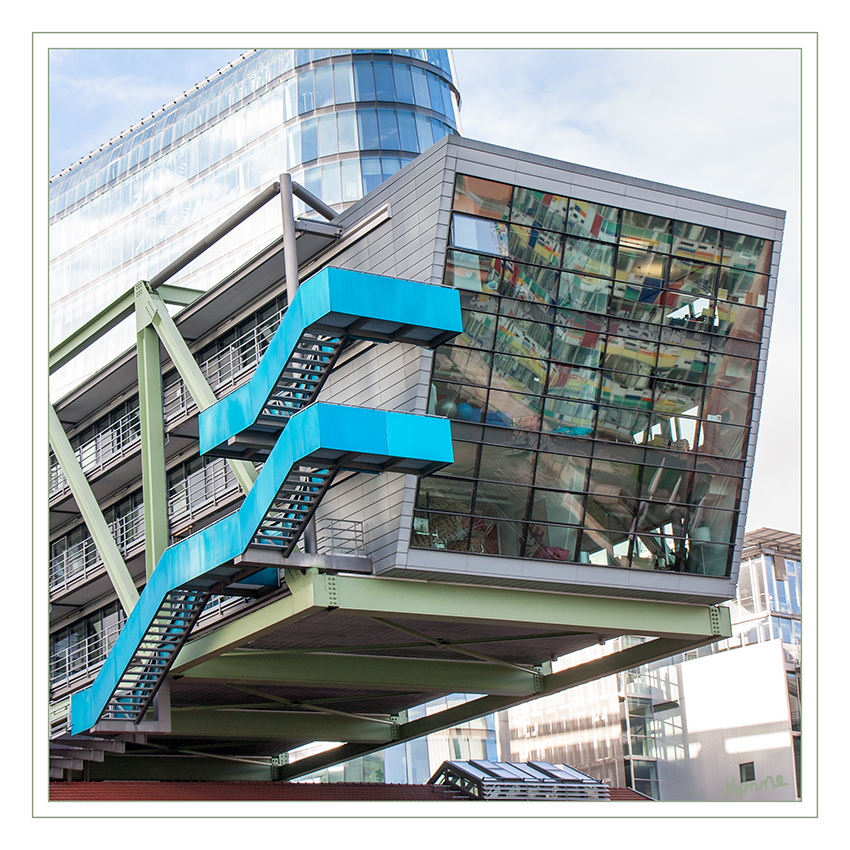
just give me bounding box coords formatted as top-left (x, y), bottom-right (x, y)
top-left (69, 269), bottom-right (462, 734)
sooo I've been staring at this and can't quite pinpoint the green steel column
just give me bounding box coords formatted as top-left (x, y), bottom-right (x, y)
top-left (134, 281), bottom-right (257, 495)
top-left (48, 406), bottom-right (139, 616)
top-left (136, 322), bottom-right (170, 579)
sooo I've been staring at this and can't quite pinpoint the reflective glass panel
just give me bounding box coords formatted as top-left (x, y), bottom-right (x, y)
top-left (718, 267), bottom-right (769, 308)
top-left (566, 199), bottom-right (619, 243)
top-left (722, 232), bottom-right (772, 274)
top-left (416, 476), bottom-right (474, 512)
top-left (706, 353), bottom-right (756, 395)
top-left (526, 522), bottom-right (579, 561)
top-left (588, 457), bottom-right (641, 499)
top-left (558, 271), bottom-right (611, 313)
top-left (596, 407), bottom-right (650, 444)
top-left (491, 352), bottom-right (547, 397)
top-left (714, 301), bottom-right (764, 341)
top-left (508, 224), bottom-right (563, 267)
top-left (639, 458), bottom-right (691, 503)
top-left (697, 414), bottom-right (749, 459)
top-left (456, 309), bottom-right (498, 350)
top-left (652, 379), bottom-right (703, 417)
top-left (432, 379), bottom-right (487, 422)
top-left (668, 258), bottom-right (717, 298)
top-left (470, 516), bottom-right (525, 557)
top-left (620, 211), bottom-right (672, 253)
top-left (433, 346), bottom-right (492, 387)
top-left (662, 291), bottom-right (715, 332)
top-left (562, 236), bottom-right (615, 277)
top-left (603, 336), bottom-right (657, 376)
top-left (453, 175), bottom-right (512, 220)
top-left (541, 397), bottom-right (595, 436)
top-left (671, 221), bottom-right (721, 264)
top-left (546, 363), bottom-right (600, 402)
top-left (353, 61), bottom-right (375, 100)
top-left (499, 262), bottom-right (560, 304)
top-left (686, 541), bottom-right (732, 576)
top-left (578, 527), bottom-right (631, 566)
top-left (551, 313), bottom-right (605, 367)
top-left (444, 249), bottom-right (504, 294)
top-left (511, 187), bottom-right (568, 232)
top-left (643, 411), bottom-right (700, 452)
top-left (412, 511), bottom-right (470, 551)
top-left (608, 280), bottom-right (666, 325)
top-left (534, 451), bottom-right (588, 491)
top-left (655, 344), bottom-right (708, 384)
top-left (479, 443), bottom-right (536, 485)
top-left (495, 315), bottom-right (551, 361)
top-left (531, 489), bottom-right (584, 527)
top-left (690, 470), bottom-right (742, 512)
top-left (600, 370), bottom-right (652, 411)
top-left (474, 480), bottom-right (531, 522)
top-left (452, 213), bottom-right (510, 256)
top-left (486, 389), bottom-right (543, 430)
top-left (702, 386), bottom-right (752, 428)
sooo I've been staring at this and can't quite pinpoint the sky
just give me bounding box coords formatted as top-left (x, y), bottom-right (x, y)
top-left (44, 39), bottom-right (806, 535)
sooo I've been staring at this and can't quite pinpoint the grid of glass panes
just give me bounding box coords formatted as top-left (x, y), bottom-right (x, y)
top-left (411, 174), bottom-right (773, 576)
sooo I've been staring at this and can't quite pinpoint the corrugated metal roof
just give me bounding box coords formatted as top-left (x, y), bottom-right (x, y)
top-left (742, 528), bottom-right (802, 560)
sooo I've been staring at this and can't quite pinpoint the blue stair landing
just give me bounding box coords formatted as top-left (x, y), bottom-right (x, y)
top-left (199, 267), bottom-right (462, 460)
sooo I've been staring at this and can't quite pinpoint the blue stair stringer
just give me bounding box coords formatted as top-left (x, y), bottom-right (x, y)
top-left (69, 268), bottom-right (463, 734)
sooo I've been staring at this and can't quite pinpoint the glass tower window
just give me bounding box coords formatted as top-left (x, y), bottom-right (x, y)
top-left (413, 174), bottom-right (773, 577)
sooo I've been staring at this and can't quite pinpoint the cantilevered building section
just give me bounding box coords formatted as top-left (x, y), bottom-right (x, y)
top-left (48, 134), bottom-right (784, 783)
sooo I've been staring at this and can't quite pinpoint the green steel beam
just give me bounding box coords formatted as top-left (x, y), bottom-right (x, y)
top-left (135, 321), bottom-right (170, 579)
top-left (169, 707), bottom-right (395, 742)
top-left (180, 650), bottom-right (541, 696)
top-left (48, 289), bottom-right (135, 375)
top-left (47, 405), bottom-right (139, 616)
top-left (272, 634), bottom-right (716, 781)
top-left (171, 571), bottom-right (326, 673)
top-left (299, 570), bottom-right (729, 640)
top-left (173, 569), bottom-right (730, 676)
top-left (134, 281), bottom-right (257, 494)
top-left (48, 283), bottom-right (204, 375)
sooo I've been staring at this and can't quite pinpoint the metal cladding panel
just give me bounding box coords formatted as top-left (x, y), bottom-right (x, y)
top-left (198, 267), bottom-right (461, 455)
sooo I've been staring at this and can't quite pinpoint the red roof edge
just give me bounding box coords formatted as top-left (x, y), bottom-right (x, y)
top-left (49, 781), bottom-right (466, 802)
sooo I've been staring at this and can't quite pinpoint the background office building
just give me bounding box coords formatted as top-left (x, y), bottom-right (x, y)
top-left (49, 48), bottom-right (461, 397)
top-left (504, 528), bottom-right (801, 800)
top-left (47, 49), bottom-right (785, 784)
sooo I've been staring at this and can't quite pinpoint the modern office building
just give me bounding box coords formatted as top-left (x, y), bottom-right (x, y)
top-left (47, 64), bottom-right (785, 783)
top-left (505, 528), bottom-right (801, 800)
top-left (49, 48), bottom-right (461, 397)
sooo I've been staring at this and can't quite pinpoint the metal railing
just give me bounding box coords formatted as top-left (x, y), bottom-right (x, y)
top-left (49, 619), bottom-right (125, 691)
top-left (315, 517), bottom-right (366, 557)
top-left (48, 590), bottom-right (255, 691)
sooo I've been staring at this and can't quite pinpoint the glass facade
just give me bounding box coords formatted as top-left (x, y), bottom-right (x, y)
top-left (49, 47), bottom-right (460, 396)
top-left (412, 174), bottom-right (773, 576)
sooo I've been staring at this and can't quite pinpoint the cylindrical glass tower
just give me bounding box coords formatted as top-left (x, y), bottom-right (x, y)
top-left (48, 48), bottom-right (462, 396)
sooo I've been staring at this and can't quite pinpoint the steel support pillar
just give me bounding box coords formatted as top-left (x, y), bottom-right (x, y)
top-left (135, 321), bottom-right (170, 579)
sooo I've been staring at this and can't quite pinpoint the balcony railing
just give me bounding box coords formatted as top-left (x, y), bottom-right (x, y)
top-left (49, 590), bottom-right (259, 691)
top-left (49, 307), bottom-right (285, 498)
top-left (49, 619), bottom-right (125, 691)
